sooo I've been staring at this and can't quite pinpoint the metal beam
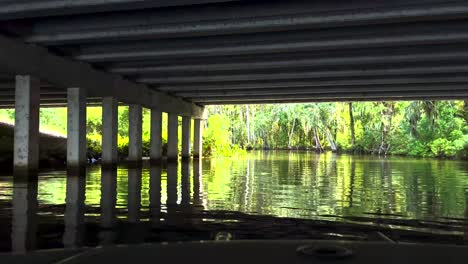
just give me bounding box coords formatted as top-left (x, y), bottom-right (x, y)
top-left (0, 35), bottom-right (203, 117)
top-left (0, 90), bottom-right (65, 96)
top-left (108, 51), bottom-right (468, 74)
top-left (191, 91), bottom-right (468, 103)
top-left (24, 0), bottom-right (449, 30)
top-left (105, 44), bottom-right (468, 72)
top-left (156, 76), bottom-right (468, 92)
top-left (202, 97), bottom-right (467, 105)
top-left (24, 2), bottom-right (468, 45)
top-left (0, 0), bottom-right (236, 20)
top-left (175, 84), bottom-right (468, 98)
top-left (138, 65), bottom-right (468, 84)
top-left (0, 82), bottom-right (54, 89)
top-left (75, 22), bottom-right (468, 62)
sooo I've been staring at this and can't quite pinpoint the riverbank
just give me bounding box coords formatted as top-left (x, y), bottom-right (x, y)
top-left (0, 121), bottom-right (67, 170)
top-left (247, 146), bottom-right (468, 160)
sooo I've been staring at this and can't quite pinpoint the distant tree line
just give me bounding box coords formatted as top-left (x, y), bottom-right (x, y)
top-left (1, 100), bottom-right (467, 159)
top-left (205, 101), bottom-right (468, 159)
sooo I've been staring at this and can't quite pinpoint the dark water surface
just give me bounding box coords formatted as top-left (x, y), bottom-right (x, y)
top-left (1, 151), bottom-right (468, 252)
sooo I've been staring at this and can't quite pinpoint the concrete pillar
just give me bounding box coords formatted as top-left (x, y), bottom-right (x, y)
top-left (14, 75), bottom-right (40, 171)
top-left (101, 97), bottom-right (118, 165)
top-left (181, 116), bottom-right (192, 160)
top-left (67, 87), bottom-right (87, 167)
top-left (150, 109), bottom-right (162, 162)
top-left (193, 119), bottom-right (203, 159)
top-left (128, 104), bottom-right (142, 162)
top-left (167, 113), bottom-right (179, 161)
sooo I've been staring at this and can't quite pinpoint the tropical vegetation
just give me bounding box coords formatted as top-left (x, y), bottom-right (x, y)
top-left (0, 100), bottom-right (467, 159)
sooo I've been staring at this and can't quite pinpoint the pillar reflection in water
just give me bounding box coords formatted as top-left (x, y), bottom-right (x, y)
top-left (193, 159), bottom-right (202, 206)
top-left (63, 168), bottom-right (86, 248)
top-left (127, 167), bottom-right (142, 223)
top-left (100, 167), bottom-right (117, 245)
top-left (192, 159), bottom-right (204, 224)
top-left (11, 172), bottom-right (38, 253)
top-left (166, 164), bottom-right (178, 223)
top-left (181, 161), bottom-right (191, 207)
top-left (149, 165), bottom-right (162, 227)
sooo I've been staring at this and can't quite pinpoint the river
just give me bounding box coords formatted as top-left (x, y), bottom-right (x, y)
top-left (0, 151), bottom-right (468, 252)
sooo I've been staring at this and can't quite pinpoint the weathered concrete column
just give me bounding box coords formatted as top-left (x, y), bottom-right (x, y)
top-left (67, 87), bottom-right (87, 167)
top-left (101, 97), bottom-right (118, 166)
top-left (193, 118), bottom-right (203, 159)
top-left (167, 113), bottom-right (179, 162)
top-left (128, 104), bottom-right (142, 162)
top-left (14, 75), bottom-right (40, 172)
top-left (150, 109), bottom-right (162, 162)
top-left (181, 116), bottom-right (192, 160)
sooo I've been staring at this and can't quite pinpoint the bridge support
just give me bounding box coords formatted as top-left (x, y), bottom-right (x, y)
top-left (128, 104), bottom-right (142, 163)
top-left (167, 113), bottom-right (179, 162)
top-left (67, 87), bottom-right (87, 167)
top-left (14, 75), bottom-right (40, 172)
top-left (150, 109), bottom-right (162, 162)
top-left (193, 118), bottom-right (203, 159)
top-left (101, 97), bottom-right (118, 166)
top-left (181, 116), bottom-right (191, 160)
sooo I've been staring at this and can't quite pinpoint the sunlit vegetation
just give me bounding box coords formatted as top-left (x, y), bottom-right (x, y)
top-left (0, 100), bottom-right (467, 159)
top-left (207, 100), bottom-right (468, 159)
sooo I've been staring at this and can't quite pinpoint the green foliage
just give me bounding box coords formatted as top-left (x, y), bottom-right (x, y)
top-left (206, 100), bottom-right (468, 159)
top-left (0, 99), bottom-right (467, 159)
top-left (203, 114), bottom-right (246, 157)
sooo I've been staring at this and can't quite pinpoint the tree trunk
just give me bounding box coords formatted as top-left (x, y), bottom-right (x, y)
top-left (313, 127), bottom-right (324, 153)
top-left (378, 102), bottom-right (394, 156)
top-left (246, 105), bottom-right (251, 145)
top-left (349, 102), bottom-right (356, 146)
top-left (288, 118), bottom-right (296, 149)
top-left (326, 129), bottom-right (337, 152)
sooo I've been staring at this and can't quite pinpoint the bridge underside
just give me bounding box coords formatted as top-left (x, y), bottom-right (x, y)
top-left (1, 0), bottom-right (468, 170)
top-left (0, 0), bottom-right (468, 107)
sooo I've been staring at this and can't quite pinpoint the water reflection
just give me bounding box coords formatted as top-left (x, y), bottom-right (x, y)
top-left (166, 164), bottom-right (178, 224)
top-left (128, 168), bottom-right (142, 224)
top-left (193, 159), bottom-right (203, 209)
top-left (100, 168), bottom-right (117, 245)
top-left (181, 162), bottom-right (191, 207)
top-left (11, 173), bottom-right (38, 253)
top-left (2, 152), bottom-right (468, 253)
top-left (63, 168), bottom-right (86, 248)
top-left (149, 166), bottom-right (162, 227)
